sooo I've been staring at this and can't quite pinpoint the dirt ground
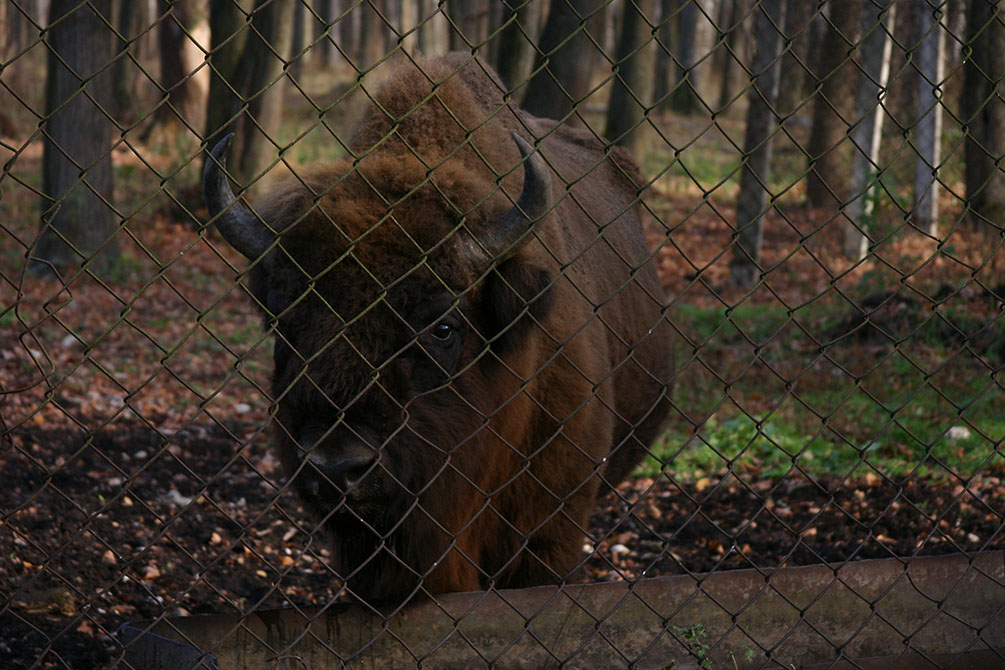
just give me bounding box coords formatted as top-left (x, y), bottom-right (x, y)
top-left (2, 415), bottom-right (1002, 669)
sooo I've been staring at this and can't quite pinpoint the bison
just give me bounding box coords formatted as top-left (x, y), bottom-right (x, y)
top-left (203, 54), bottom-right (673, 604)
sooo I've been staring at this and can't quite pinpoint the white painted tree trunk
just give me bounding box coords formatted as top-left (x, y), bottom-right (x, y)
top-left (844, 1), bottom-right (896, 260)
top-left (913, 1), bottom-right (946, 236)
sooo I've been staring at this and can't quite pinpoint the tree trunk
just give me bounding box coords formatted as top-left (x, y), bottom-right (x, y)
top-left (34, 0), bottom-right (120, 277)
top-left (234, 0), bottom-right (295, 181)
top-left (654, 0), bottom-right (675, 111)
top-left (844, 1), bottom-right (896, 260)
top-left (417, 0), bottom-right (436, 54)
top-left (110, 0), bottom-right (142, 124)
top-left (204, 0), bottom-right (253, 169)
top-left (963, 0), bottom-right (1005, 234)
top-left (715, 0), bottom-right (742, 111)
top-left (290, 0), bottom-right (308, 79)
top-left (495, 0), bottom-right (534, 91)
top-left (775, 0), bottom-right (814, 115)
top-left (806, 0), bottom-right (863, 209)
top-left (204, 0), bottom-right (294, 184)
top-left (0, 2), bottom-right (9, 63)
top-left (355, 0), bottom-right (391, 69)
top-left (605, 0), bottom-right (657, 156)
top-left (912, 1), bottom-right (945, 235)
top-left (730, 0), bottom-right (785, 288)
top-left (445, 0), bottom-right (487, 51)
top-left (400, 0), bottom-right (419, 53)
top-left (152, 0), bottom-right (198, 126)
top-left (669, 0), bottom-right (702, 114)
top-left (522, 0), bottom-right (605, 124)
top-left (315, 0), bottom-right (339, 64)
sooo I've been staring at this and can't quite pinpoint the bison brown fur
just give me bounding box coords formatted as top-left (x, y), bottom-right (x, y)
top-left (203, 54), bottom-right (673, 604)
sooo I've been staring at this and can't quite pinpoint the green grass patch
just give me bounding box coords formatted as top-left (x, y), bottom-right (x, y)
top-left (641, 301), bottom-right (1005, 482)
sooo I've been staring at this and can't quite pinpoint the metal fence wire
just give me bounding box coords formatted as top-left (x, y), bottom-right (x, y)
top-left (1, 0), bottom-right (1003, 667)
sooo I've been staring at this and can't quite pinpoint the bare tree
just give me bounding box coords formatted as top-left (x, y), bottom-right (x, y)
top-left (358, 0), bottom-right (390, 68)
top-left (290, 0), bottom-right (310, 79)
top-left (110, 0), bottom-right (146, 125)
top-left (34, 0), bottom-right (120, 277)
top-left (844, 1), bottom-right (896, 260)
top-left (714, 0), bottom-right (744, 111)
top-left (912, 0), bottom-right (945, 235)
top-left (418, 0), bottom-right (451, 55)
top-left (495, 0), bottom-right (535, 90)
top-left (775, 0), bottom-right (815, 115)
top-left (522, 0), bottom-right (605, 123)
top-left (400, 0), bottom-right (419, 53)
top-left (654, 0), bottom-right (675, 110)
top-left (605, 0), bottom-right (657, 156)
top-left (669, 0), bottom-right (702, 114)
top-left (314, 0), bottom-right (340, 64)
top-left (445, 0), bottom-right (489, 52)
top-left (204, 0), bottom-right (295, 184)
top-left (962, 0), bottom-right (1005, 234)
top-left (730, 0), bottom-right (785, 287)
top-left (146, 0), bottom-right (205, 135)
top-left (806, 0), bottom-right (863, 209)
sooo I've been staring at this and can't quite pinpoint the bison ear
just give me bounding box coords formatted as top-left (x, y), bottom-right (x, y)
top-left (484, 258), bottom-right (554, 353)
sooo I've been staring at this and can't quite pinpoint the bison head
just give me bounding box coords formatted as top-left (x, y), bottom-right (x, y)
top-left (203, 131), bottom-right (558, 600)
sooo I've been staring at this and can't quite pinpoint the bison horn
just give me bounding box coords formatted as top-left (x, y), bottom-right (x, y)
top-left (482, 133), bottom-right (552, 259)
top-left (203, 133), bottom-right (275, 263)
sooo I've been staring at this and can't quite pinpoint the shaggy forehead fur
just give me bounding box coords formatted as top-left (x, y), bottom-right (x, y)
top-left (255, 54), bottom-right (524, 298)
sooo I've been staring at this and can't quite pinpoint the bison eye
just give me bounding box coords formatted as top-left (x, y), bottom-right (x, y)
top-left (431, 322), bottom-right (454, 341)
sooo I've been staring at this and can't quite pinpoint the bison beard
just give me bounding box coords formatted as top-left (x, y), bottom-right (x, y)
top-left (203, 54), bottom-right (674, 605)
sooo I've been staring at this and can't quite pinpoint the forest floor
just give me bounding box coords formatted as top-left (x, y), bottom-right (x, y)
top-left (2, 89), bottom-right (1004, 667)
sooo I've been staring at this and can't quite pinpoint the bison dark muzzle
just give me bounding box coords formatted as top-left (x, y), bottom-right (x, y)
top-left (203, 54), bottom-right (674, 605)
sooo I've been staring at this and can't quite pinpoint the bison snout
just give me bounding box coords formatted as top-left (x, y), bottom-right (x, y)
top-left (297, 424), bottom-right (378, 497)
top-left (306, 449), bottom-right (375, 494)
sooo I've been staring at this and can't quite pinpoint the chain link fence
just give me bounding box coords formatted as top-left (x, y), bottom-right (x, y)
top-left (1, 0), bottom-right (1003, 667)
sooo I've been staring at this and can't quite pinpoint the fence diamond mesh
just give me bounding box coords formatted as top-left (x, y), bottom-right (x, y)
top-left (1, 0), bottom-right (1003, 668)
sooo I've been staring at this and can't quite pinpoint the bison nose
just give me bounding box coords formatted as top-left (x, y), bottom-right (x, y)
top-left (298, 425), bottom-right (377, 494)
top-left (306, 451), bottom-right (375, 493)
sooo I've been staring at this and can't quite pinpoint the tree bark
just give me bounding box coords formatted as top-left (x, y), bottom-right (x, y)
top-left (806, 0), bottom-right (863, 209)
top-left (845, 1), bottom-right (896, 260)
top-left (912, 0), bottom-right (945, 235)
top-left (290, 0), bottom-right (309, 79)
top-left (204, 0), bottom-right (253, 171)
top-left (668, 0), bottom-right (702, 114)
top-left (153, 0), bottom-right (199, 126)
top-left (234, 0), bottom-right (295, 181)
top-left (357, 0), bottom-right (389, 69)
top-left (203, 0), bottom-right (294, 184)
top-left (730, 0), bottom-right (785, 287)
top-left (445, 0), bottom-right (489, 51)
top-left (715, 0), bottom-right (743, 111)
top-left (962, 0), bottom-right (1005, 234)
top-left (110, 0), bottom-right (142, 124)
top-left (604, 0), bottom-right (657, 157)
top-left (522, 0), bottom-right (605, 123)
top-left (0, 2), bottom-right (9, 63)
top-left (495, 0), bottom-right (534, 91)
top-left (400, 0), bottom-right (419, 53)
top-left (34, 0), bottom-right (120, 277)
top-left (654, 0), bottom-right (675, 111)
top-left (775, 0), bottom-right (814, 115)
